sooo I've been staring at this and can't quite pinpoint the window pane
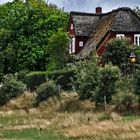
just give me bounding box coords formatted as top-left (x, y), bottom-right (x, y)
top-left (116, 34), bottom-right (125, 39)
top-left (72, 38), bottom-right (75, 53)
top-left (79, 41), bottom-right (83, 47)
top-left (135, 36), bottom-right (138, 45)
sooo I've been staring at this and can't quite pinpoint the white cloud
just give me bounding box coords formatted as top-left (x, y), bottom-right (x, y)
top-left (47, 0), bottom-right (140, 13)
top-left (0, 0), bottom-right (13, 4)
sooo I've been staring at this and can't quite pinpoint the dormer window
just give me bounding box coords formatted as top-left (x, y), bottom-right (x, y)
top-left (79, 41), bottom-right (83, 47)
top-left (116, 34), bottom-right (125, 39)
top-left (71, 24), bottom-right (74, 30)
top-left (134, 34), bottom-right (140, 46)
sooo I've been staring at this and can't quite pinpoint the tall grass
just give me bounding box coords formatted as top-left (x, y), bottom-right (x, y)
top-left (0, 91), bottom-right (140, 140)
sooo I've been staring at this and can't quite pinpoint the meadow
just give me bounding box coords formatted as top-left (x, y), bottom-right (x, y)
top-left (0, 92), bottom-right (140, 140)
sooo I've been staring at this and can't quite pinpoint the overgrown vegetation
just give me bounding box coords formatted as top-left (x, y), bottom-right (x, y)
top-left (0, 74), bottom-right (26, 105)
top-left (74, 56), bottom-right (99, 100)
top-left (0, 0), bottom-right (68, 73)
top-left (34, 80), bottom-right (60, 106)
top-left (0, 1), bottom-right (139, 139)
top-left (95, 64), bottom-right (120, 105)
top-left (23, 69), bottom-right (74, 91)
top-left (102, 38), bottom-right (140, 67)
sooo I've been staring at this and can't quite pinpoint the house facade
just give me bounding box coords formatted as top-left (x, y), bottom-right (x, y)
top-left (68, 7), bottom-right (140, 58)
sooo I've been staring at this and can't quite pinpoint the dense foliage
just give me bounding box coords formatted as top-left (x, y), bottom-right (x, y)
top-left (134, 70), bottom-right (140, 103)
top-left (24, 69), bottom-right (74, 91)
top-left (0, 74), bottom-right (26, 105)
top-left (134, 6), bottom-right (140, 17)
top-left (46, 29), bottom-right (70, 71)
top-left (35, 80), bottom-right (59, 106)
top-left (102, 39), bottom-right (139, 67)
top-left (112, 76), bottom-right (138, 113)
top-left (95, 64), bottom-right (120, 105)
top-left (74, 57), bottom-right (99, 100)
top-left (0, 0), bottom-right (68, 73)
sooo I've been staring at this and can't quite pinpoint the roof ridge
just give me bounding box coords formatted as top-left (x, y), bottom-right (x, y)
top-left (70, 7), bottom-right (132, 16)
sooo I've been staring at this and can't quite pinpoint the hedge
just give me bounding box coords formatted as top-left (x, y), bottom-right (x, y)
top-left (23, 69), bottom-right (75, 91)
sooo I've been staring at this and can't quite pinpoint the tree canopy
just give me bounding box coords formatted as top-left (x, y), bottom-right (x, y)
top-left (0, 0), bottom-right (69, 73)
top-left (102, 38), bottom-right (139, 67)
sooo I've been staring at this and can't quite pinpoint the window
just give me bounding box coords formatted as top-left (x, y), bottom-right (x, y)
top-left (79, 41), bottom-right (83, 47)
top-left (71, 24), bottom-right (74, 30)
top-left (116, 34), bottom-right (125, 39)
top-left (69, 37), bottom-right (75, 54)
top-left (134, 34), bottom-right (140, 46)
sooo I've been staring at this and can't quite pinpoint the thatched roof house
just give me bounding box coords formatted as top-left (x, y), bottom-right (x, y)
top-left (68, 7), bottom-right (140, 57)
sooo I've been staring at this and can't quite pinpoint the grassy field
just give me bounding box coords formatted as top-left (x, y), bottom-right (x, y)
top-left (0, 92), bottom-right (140, 140)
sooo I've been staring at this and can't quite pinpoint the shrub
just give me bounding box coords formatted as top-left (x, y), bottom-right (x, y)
top-left (34, 80), bottom-right (59, 106)
top-left (74, 56), bottom-right (99, 100)
top-left (134, 69), bottom-right (140, 103)
top-left (0, 73), bottom-right (4, 83)
top-left (23, 71), bottom-right (49, 91)
top-left (102, 38), bottom-right (138, 67)
top-left (47, 69), bottom-right (75, 90)
top-left (17, 69), bottom-right (29, 81)
top-left (24, 69), bottom-right (75, 91)
top-left (112, 76), bottom-right (138, 113)
top-left (94, 64), bottom-right (120, 105)
top-left (0, 74), bottom-right (26, 106)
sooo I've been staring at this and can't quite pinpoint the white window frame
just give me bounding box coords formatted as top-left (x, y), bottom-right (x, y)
top-left (71, 24), bottom-right (74, 30)
top-left (79, 41), bottom-right (83, 47)
top-left (69, 41), bottom-right (72, 54)
top-left (134, 34), bottom-right (140, 46)
top-left (71, 37), bottom-right (75, 53)
top-left (116, 34), bottom-right (125, 39)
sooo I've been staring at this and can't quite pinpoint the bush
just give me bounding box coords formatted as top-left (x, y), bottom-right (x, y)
top-left (34, 80), bottom-right (59, 106)
top-left (0, 74), bottom-right (26, 106)
top-left (47, 69), bottom-right (75, 90)
top-left (112, 91), bottom-right (138, 113)
top-left (24, 69), bottom-right (75, 91)
top-left (74, 57), bottom-right (99, 100)
top-left (17, 69), bottom-right (29, 81)
top-left (23, 71), bottom-right (49, 91)
top-left (94, 64), bottom-right (120, 105)
top-left (112, 76), bottom-right (138, 113)
top-left (134, 69), bottom-right (140, 103)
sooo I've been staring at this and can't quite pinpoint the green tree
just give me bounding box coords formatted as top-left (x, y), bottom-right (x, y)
top-left (46, 29), bottom-right (70, 71)
top-left (74, 56), bottom-right (99, 100)
top-left (134, 70), bottom-right (140, 103)
top-left (102, 38), bottom-right (138, 67)
top-left (94, 64), bottom-right (120, 106)
top-left (133, 6), bottom-right (140, 17)
top-left (0, 0), bottom-right (68, 73)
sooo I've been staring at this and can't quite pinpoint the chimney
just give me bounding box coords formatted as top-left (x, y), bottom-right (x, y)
top-left (96, 7), bottom-right (102, 14)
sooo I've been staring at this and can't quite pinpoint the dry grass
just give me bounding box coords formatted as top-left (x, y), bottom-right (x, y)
top-left (0, 91), bottom-right (140, 140)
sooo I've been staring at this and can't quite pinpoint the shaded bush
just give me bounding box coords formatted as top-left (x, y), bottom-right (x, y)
top-left (24, 69), bottom-right (75, 91)
top-left (17, 69), bottom-right (29, 81)
top-left (23, 71), bottom-right (48, 91)
top-left (47, 69), bottom-right (75, 90)
top-left (0, 74), bottom-right (26, 106)
top-left (34, 80), bottom-right (59, 106)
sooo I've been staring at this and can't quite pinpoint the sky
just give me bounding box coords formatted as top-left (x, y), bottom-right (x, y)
top-left (0, 0), bottom-right (140, 13)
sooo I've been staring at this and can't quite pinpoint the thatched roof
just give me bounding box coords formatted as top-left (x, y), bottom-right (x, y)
top-left (72, 7), bottom-right (140, 58)
top-left (70, 12), bottom-right (102, 37)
